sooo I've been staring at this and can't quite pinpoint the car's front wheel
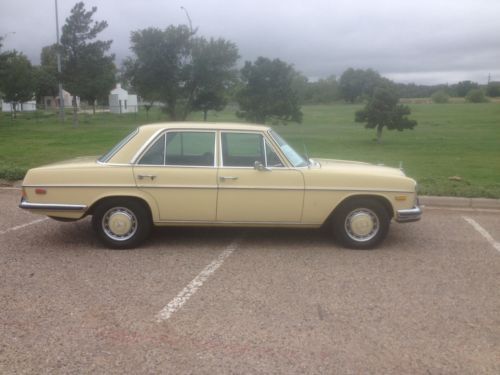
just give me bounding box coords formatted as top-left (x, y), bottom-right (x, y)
top-left (92, 198), bottom-right (152, 249)
top-left (332, 198), bottom-right (390, 249)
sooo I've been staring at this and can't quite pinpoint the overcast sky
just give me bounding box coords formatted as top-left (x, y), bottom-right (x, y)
top-left (1, 0), bottom-right (499, 85)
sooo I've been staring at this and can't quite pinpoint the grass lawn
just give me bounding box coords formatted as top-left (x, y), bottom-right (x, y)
top-left (0, 102), bottom-right (499, 198)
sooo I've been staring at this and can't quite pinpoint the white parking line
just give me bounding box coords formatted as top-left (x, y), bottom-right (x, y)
top-left (0, 217), bottom-right (49, 236)
top-left (156, 237), bottom-right (242, 322)
top-left (0, 187), bottom-right (21, 190)
top-left (463, 216), bottom-right (500, 253)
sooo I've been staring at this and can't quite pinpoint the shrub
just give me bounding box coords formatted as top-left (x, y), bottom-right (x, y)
top-left (431, 90), bottom-right (449, 103)
top-left (466, 89), bottom-right (488, 103)
top-left (0, 165), bottom-right (26, 181)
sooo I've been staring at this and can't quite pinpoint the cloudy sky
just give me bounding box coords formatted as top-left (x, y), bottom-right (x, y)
top-left (1, 0), bottom-right (499, 85)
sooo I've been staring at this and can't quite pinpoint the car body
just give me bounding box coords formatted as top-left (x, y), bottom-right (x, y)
top-left (20, 122), bottom-right (421, 249)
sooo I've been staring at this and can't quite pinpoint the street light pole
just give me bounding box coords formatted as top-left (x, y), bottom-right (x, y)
top-left (55, 0), bottom-right (65, 122)
top-left (180, 6), bottom-right (193, 33)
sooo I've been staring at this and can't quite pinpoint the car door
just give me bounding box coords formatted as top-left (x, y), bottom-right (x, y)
top-left (133, 130), bottom-right (218, 222)
top-left (216, 131), bottom-right (304, 223)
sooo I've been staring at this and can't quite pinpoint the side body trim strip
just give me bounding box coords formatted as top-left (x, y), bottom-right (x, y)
top-left (22, 184), bottom-right (412, 194)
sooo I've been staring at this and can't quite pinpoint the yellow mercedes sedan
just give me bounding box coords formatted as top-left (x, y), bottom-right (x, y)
top-left (20, 122), bottom-right (421, 249)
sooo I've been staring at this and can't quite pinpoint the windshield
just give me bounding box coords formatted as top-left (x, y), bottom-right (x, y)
top-left (269, 130), bottom-right (308, 167)
top-left (98, 129), bottom-right (138, 163)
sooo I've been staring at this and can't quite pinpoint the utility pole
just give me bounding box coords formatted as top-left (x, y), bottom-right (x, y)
top-left (180, 6), bottom-right (193, 33)
top-left (55, 0), bottom-right (65, 122)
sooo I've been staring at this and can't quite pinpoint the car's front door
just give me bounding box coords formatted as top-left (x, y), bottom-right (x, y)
top-left (133, 130), bottom-right (218, 222)
top-left (216, 131), bottom-right (304, 223)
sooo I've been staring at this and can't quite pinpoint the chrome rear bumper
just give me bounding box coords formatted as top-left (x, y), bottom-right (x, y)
top-left (19, 198), bottom-right (87, 212)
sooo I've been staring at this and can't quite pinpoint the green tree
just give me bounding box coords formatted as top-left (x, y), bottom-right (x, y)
top-left (192, 90), bottom-right (226, 121)
top-left (0, 51), bottom-right (34, 118)
top-left (339, 68), bottom-right (392, 103)
top-left (33, 45), bottom-right (59, 104)
top-left (190, 38), bottom-right (239, 121)
top-left (126, 26), bottom-right (238, 121)
top-left (486, 82), bottom-right (500, 97)
top-left (236, 57), bottom-right (302, 124)
top-left (431, 90), bottom-right (449, 103)
top-left (60, 2), bottom-right (116, 120)
top-left (310, 75), bottom-right (339, 103)
top-left (355, 87), bottom-right (417, 142)
top-left (33, 66), bottom-right (58, 104)
top-left (454, 80), bottom-right (479, 97)
top-left (290, 71), bottom-right (309, 104)
top-left (466, 88), bottom-right (487, 103)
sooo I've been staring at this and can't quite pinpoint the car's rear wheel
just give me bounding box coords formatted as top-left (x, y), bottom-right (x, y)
top-left (332, 198), bottom-right (390, 249)
top-left (92, 198), bottom-right (152, 249)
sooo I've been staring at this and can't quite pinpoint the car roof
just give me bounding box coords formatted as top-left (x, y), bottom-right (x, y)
top-left (105, 122), bottom-right (273, 164)
top-left (138, 122), bottom-right (271, 133)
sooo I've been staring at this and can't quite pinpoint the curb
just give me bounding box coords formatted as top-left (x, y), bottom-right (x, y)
top-left (420, 196), bottom-right (500, 210)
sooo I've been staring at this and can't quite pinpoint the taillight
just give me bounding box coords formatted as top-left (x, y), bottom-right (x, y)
top-left (35, 188), bottom-right (47, 195)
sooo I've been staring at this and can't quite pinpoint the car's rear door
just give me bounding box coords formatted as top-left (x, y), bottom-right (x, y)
top-left (133, 130), bottom-right (218, 222)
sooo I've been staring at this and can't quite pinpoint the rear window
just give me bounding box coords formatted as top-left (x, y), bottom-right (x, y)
top-left (137, 131), bottom-right (215, 167)
top-left (98, 129), bottom-right (138, 163)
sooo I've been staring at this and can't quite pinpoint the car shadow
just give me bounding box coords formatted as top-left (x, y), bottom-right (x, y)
top-left (23, 217), bottom-right (412, 253)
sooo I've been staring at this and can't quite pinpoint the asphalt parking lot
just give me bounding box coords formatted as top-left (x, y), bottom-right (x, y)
top-left (1, 188), bottom-right (499, 374)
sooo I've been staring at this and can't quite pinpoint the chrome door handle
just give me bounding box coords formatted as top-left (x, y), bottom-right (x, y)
top-left (219, 176), bottom-right (239, 181)
top-left (137, 174), bottom-right (157, 180)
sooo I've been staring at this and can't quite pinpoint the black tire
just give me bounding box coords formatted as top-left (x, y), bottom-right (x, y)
top-left (92, 198), bottom-right (152, 249)
top-left (332, 198), bottom-right (390, 249)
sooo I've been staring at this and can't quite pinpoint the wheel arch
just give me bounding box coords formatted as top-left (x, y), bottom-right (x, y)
top-left (323, 193), bottom-right (394, 226)
top-left (86, 193), bottom-right (158, 222)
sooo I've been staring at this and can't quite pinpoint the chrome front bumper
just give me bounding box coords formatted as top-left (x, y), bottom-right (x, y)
top-left (395, 205), bottom-right (422, 223)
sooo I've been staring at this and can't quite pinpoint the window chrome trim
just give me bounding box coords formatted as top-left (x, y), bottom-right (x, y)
top-left (131, 128), bottom-right (165, 164)
top-left (96, 161), bottom-right (132, 167)
top-left (133, 129), bottom-right (218, 168)
top-left (265, 130), bottom-right (297, 168)
top-left (99, 128), bottom-right (139, 163)
top-left (267, 129), bottom-right (308, 168)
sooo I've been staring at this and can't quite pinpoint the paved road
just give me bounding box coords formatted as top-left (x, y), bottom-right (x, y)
top-left (1, 188), bottom-right (499, 374)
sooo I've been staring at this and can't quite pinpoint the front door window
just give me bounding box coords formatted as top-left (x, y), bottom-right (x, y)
top-left (221, 132), bottom-right (264, 167)
top-left (221, 132), bottom-right (284, 168)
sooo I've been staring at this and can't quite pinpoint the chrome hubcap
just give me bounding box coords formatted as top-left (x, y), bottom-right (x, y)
top-left (345, 208), bottom-right (379, 242)
top-left (102, 207), bottom-right (137, 241)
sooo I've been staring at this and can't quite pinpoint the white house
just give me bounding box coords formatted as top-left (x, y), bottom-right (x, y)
top-left (43, 90), bottom-right (80, 110)
top-left (1, 99), bottom-right (37, 112)
top-left (109, 84), bottom-right (138, 114)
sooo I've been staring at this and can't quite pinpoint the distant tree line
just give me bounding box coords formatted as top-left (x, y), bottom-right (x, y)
top-left (0, 1), bottom-right (498, 123)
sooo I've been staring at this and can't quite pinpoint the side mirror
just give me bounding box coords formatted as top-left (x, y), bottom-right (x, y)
top-left (254, 161), bottom-right (271, 172)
